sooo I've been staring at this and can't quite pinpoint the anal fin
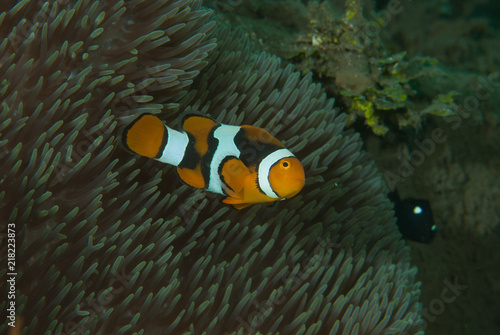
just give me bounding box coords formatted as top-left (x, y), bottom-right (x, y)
top-left (176, 166), bottom-right (205, 189)
top-left (231, 203), bottom-right (252, 210)
top-left (222, 196), bottom-right (251, 210)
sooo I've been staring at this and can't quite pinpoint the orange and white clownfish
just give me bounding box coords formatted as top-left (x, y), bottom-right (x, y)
top-left (122, 113), bottom-right (305, 209)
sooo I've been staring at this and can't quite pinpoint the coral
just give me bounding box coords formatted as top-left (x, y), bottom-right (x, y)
top-left (287, 0), bottom-right (460, 136)
top-left (1, 0), bottom-right (424, 334)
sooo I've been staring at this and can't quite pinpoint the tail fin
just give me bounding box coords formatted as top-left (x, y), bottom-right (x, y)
top-left (122, 114), bottom-right (166, 158)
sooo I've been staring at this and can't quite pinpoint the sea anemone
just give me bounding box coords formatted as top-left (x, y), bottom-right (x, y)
top-left (0, 0), bottom-right (423, 334)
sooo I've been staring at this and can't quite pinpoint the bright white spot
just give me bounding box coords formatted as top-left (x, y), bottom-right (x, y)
top-left (312, 34), bottom-right (323, 46)
top-left (413, 206), bottom-right (423, 214)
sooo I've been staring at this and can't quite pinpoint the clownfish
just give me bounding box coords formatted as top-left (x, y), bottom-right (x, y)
top-left (122, 113), bottom-right (305, 209)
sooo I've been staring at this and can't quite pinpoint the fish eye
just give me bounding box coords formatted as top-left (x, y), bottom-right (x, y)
top-left (281, 160), bottom-right (290, 169)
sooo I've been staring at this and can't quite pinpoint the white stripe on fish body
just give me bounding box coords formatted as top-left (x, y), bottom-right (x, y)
top-left (208, 124), bottom-right (242, 195)
top-left (157, 126), bottom-right (189, 166)
top-left (258, 148), bottom-right (295, 199)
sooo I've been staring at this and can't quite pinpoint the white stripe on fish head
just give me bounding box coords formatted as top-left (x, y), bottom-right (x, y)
top-left (258, 148), bottom-right (295, 199)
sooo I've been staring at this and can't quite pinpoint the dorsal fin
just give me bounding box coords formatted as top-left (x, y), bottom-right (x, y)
top-left (240, 125), bottom-right (285, 148)
top-left (181, 114), bottom-right (220, 157)
top-left (181, 114), bottom-right (219, 133)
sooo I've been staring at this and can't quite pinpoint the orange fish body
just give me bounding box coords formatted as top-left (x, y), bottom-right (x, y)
top-left (122, 113), bottom-right (305, 209)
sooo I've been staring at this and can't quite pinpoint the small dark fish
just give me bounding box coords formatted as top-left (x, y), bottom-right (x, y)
top-left (388, 190), bottom-right (436, 243)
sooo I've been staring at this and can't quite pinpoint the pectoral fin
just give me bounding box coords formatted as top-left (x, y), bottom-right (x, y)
top-left (221, 157), bottom-right (249, 194)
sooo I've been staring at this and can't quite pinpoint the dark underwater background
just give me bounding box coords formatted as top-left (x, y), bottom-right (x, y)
top-left (204, 0), bottom-right (500, 334)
